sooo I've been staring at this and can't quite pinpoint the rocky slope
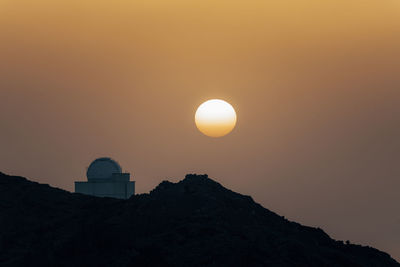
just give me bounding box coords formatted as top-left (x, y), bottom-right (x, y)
top-left (0, 172), bottom-right (398, 267)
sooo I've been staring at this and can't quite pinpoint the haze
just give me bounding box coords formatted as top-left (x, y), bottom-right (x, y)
top-left (0, 0), bottom-right (399, 260)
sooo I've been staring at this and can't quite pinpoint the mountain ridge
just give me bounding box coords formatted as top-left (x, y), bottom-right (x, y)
top-left (0, 172), bottom-right (398, 266)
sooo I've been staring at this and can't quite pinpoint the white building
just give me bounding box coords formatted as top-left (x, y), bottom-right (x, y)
top-left (75, 157), bottom-right (135, 199)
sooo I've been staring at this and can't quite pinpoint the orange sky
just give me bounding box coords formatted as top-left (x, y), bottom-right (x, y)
top-left (1, 0), bottom-right (399, 260)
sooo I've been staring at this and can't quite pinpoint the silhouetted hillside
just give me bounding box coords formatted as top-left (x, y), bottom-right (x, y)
top-left (0, 172), bottom-right (398, 266)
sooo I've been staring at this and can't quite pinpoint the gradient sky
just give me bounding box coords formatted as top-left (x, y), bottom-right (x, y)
top-left (1, 0), bottom-right (399, 260)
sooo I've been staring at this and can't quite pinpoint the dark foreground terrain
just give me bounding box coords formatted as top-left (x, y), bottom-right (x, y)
top-left (0, 172), bottom-right (398, 267)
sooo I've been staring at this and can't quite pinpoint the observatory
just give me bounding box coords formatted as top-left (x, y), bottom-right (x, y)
top-left (75, 158), bottom-right (135, 199)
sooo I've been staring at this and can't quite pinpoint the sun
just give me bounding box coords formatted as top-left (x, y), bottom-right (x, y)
top-left (195, 99), bottom-right (237, 138)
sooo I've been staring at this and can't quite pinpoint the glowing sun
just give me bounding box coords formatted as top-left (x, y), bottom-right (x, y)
top-left (195, 99), bottom-right (237, 138)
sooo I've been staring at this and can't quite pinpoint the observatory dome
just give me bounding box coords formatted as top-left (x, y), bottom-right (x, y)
top-left (87, 157), bottom-right (122, 181)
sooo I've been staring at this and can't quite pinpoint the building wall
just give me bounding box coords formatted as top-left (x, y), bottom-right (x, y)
top-left (75, 181), bottom-right (135, 199)
top-left (126, 182), bottom-right (135, 198)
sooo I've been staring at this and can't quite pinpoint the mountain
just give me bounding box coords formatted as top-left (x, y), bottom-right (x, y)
top-left (0, 172), bottom-right (398, 267)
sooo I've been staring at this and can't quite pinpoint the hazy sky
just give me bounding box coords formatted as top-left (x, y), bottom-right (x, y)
top-left (1, 0), bottom-right (399, 260)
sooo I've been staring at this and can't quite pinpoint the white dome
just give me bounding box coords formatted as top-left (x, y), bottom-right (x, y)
top-left (86, 157), bottom-right (122, 180)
